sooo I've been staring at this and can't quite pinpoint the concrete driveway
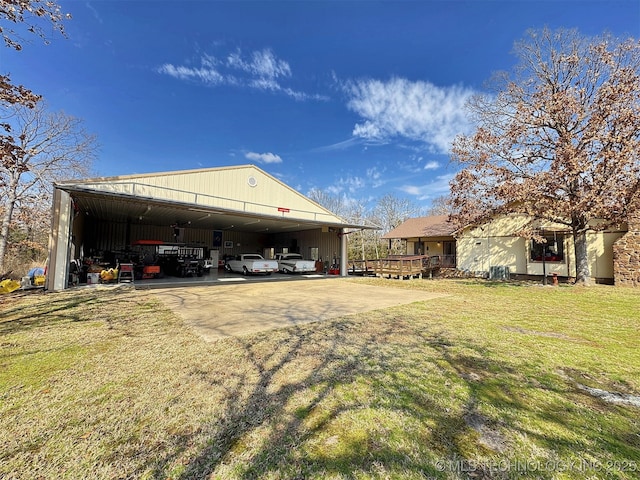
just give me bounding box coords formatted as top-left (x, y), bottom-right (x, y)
top-left (152, 277), bottom-right (447, 341)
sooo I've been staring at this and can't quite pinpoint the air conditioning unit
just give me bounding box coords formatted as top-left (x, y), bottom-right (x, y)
top-left (489, 265), bottom-right (510, 280)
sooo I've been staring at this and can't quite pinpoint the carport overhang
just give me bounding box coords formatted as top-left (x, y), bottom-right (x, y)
top-left (47, 185), bottom-right (378, 291)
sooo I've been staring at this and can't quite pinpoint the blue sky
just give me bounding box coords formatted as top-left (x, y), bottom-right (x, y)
top-left (4, 0), bottom-right (639, 211)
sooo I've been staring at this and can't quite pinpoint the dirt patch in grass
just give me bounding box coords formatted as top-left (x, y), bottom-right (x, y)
top-left (501, 325), bottom-right (589, 343)
top-left (575, 384), bottom-right (640, 407)
top-left (152, 278), bottom-right (449, 340)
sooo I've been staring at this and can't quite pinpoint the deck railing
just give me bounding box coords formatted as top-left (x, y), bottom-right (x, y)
top-left (427, 254), bottom-right (457, 268)
top-left (346, 254), bottom-right (457, 278)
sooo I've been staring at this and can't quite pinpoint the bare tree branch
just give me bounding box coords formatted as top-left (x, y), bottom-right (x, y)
top-left (0, 0), bottom-right (69, 51)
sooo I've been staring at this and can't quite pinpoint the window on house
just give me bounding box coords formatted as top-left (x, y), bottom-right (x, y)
top-left (530, 233), bottom-right (565, 262)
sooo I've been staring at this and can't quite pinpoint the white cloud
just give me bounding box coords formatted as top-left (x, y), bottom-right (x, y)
top-left (158, 47), bottom-right (327, 101)
top-left (227, 48), bottom-right (292, 80)
top-left (254, 49), bottom-right (291, 78)
top-left (85, 2), bottom-right (103, 24)
top-left (399, 173), bottom-right (455, 200)
top-left (366, 166), bottom-right (385, 188)
top-left (245, 151), bottom-right (283, 164)
top-left (325, 185), bottom-right (342, 196)
top-left (352, 122), bottom-right (382, 139)
top-left (400, 185), bottom-right (423, 196)
top-left (157, 64), bottom-right (224, 85)
top-left (325, 175), bottom-right (367, 196)
top-left (249, 78), bottom-right (281, 92)
top-left (344, 77), bottom-right (475, 153)
top-left (283, 88), bottom-right (327, 102)
top-left (339, 175), bottom-right (366, 193)
top-left (423, 160), bottom-right (440, 170)
top-left (201, 53), bottom-right (219, 69)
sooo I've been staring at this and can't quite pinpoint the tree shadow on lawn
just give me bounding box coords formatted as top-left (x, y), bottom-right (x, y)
top-left (0, 288), bottom-right (129, 335)
top-left (426, 331), bottom-right (640, 479)
top-left (145, 311), bottom-right (639, 480)
top-left (138, 314), bottom-right (446, 479)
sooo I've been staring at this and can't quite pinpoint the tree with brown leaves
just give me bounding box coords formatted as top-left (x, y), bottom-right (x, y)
top-left (1, 0), bottom-right (70, 106)
top-left (449, 28), bottom-right (640, 285)
top-left (1, 0), bottom-right (68, 50)
top-left (2, 0), bottom-right (70, 170)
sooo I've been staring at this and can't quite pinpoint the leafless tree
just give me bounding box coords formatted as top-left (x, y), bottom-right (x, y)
top-left (0, 102), bottom-right (97, 272)
top-left (2, 183), bottom-right (50, 273)
top-left (308, 189), bottom-right (424, 259)
top-left (306, 188), bottom-right (351, 219)
top-left (450, 28), bottom-right (640, 284)
top-left (426, 194), bottom-right (455, 216)
top-left (371, 194), bottom-right (425, 256)
top-left (340, 199), bottom-right (370, 261)
top-left (374, 193), bottom-right (424, 234)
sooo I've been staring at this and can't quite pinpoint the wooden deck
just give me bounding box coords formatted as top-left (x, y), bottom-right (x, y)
top-left (347, 255), bottom-right (456, 279)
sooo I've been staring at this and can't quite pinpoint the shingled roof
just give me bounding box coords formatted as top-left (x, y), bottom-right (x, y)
top-left (381, 215), bottom-right (456, 239)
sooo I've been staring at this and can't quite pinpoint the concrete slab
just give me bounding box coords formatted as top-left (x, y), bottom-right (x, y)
top-left (152, 278), bottom-right (447, 341)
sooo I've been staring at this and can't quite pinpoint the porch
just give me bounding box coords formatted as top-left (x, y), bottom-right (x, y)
top-left (347, 254), bottom-right (457, 279)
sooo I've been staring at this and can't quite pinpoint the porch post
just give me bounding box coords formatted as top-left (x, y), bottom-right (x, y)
top-left (46, 188), bottom-right (73, 291)
top-left (340, 228), bottom-right (348, 277)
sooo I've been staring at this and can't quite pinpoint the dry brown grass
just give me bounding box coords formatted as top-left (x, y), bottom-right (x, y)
top-left (1, 279), bottom-right (639, 479)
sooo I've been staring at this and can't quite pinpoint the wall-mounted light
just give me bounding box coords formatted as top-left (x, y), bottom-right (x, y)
top-left (138, 205), bottom-right (152, 219)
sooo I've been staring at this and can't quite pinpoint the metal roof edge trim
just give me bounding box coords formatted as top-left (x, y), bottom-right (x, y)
top-left (56, 184), bottom-right (375, 230)
top-left (55, 164), bottom-right (257, 185)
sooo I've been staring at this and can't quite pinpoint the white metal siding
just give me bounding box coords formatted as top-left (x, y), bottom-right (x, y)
top-left (47, 189), bottom-right (74, 291)
top-left (67, 166), bottom-right (342, 223)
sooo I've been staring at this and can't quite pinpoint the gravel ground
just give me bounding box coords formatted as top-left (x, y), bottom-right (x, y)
top-left (152, 277), bottom-right (448, 340)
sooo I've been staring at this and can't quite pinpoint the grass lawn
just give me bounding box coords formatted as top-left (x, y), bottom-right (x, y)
top-left (1, 279), bottom-right (639, 479)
